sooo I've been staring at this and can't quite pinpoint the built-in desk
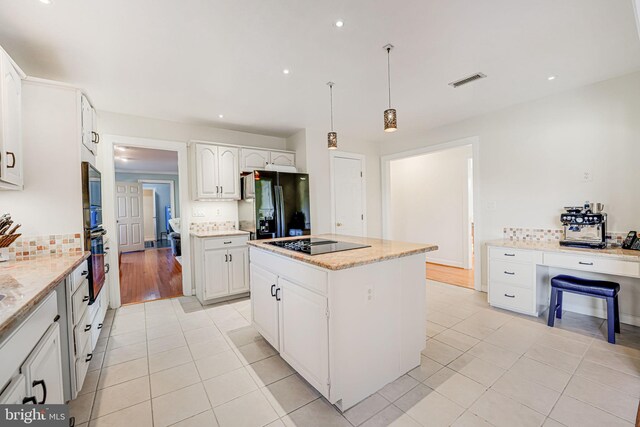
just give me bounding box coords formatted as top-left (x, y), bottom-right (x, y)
top-left (486, 240), bottom-right (640, 322)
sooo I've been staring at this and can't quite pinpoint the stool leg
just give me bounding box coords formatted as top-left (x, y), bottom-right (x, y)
top-left (556, 290), bottom-right (563, 319)
top-left (548, 288), bottom-right (557, 327)
top-left (606, 297), bottom-right (616, 344)
top-left (614, 295), bottom-right (620, 334)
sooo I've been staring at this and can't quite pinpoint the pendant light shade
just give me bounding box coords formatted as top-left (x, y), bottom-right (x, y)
top-left (383, 44), bottom-right (397, 132)
top-left (327, 82), bottom-right (338, 149)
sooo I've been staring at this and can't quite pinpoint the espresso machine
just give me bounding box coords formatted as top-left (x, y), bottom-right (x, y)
top-left (560, 202), bottom-right (607, 249)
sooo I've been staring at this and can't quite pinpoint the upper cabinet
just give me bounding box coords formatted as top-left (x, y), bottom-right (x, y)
top-left (81, 94), bottom-right (99, 156)
top-left (270, 151), bottom-right (295, 167)
top-left (0, 48), bottom-right (24, 188)
top-left (193, 143), bottom-right (240, 200)
top-left (240, 148), bottom-right (296, 172)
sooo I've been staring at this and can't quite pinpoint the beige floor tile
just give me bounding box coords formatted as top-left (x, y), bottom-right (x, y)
top-left (215, 314), bottom-right (251, 332)
top-left (69, 391), bottom-right (94, 424)
top-left (451, 411), bottom-right (493, 427)
top-left (404, 390), bottom-right (465, 427)
top-left (508, 357), bottom-right (571, 393)
top-left (79, 370), bottom-right (100, 395)
top-left (574, 359), bottom-right (640, 398)
top-left (549, 395), bottom-right (633, 427)
top-left (179, 315), bottom-right (215, 332)
top-left (183, 325), bottom-right (224, 346)
top-left (150, 362), bottom-right (201, 397)
top-left (469, 389), bottom-right (545, 427)
top-left (195, 349), bottom-right (243, 381)
top-left (235, 338), bottom-right (278, 364)
top-left (94, 338), bottom-right (108, 353)
top-left (91, 377), bottom-right (150, 419)
top-left (170, 410), bottom-right (219, 427)
top-left (524, 343), bottom-right (582, 374)
top-left (152, 383), bottom-right (212, 427)
top-left (360, 404), bottom-right (422, 427)
top-left (189, 337), bottom-right (232, 360)
top-left (225, 325), bottom-right (263, 347)
top-left (467, 341), bottom-right (520, 370)
top-left (146, 323), bottom-right (183, 341)
top-left (424, 368), bottom-right (486, 408)
top-left (97, 357), bottom-right (148, 389)
top-left (148, 345), bottom-right (192, 374)
top-left (88, 401), bottom-right (152, 427)
top-left (433, 329), bottom-right (480, 352)
top-left (564, 375), bottom-right (638, 423)
top-left (262, 374), bottom-right (322, 417)
top-left (247, 355), bottom-right (295, 386)
top-left (426, 310), bottom-right (464, 328)
top-left (117, 304), bottom-right (145, 316)
top-left (88, 351), bottom-right (105, 372)
top-left (421, 339), bottom-right (463, 365)
top-left (393, 384), bottom-right (435, 413)
top-left (491, 371), bottom-right (560, 415)
top-left (483, 325), bottom-right (539, 355)
top-left (534, 332), bottom-right (590, 357)
top-left (282, 398), bottom-right (352, 427)
top-left (214, 389), bottom-right (279, 427)
top-left (465, 309), bottom-right (510, 330)
top-left (202, 367), bottom-right (258, 407)
top-left (148, 333), bottom-right (188, 355)
top-left (583, 346), bottom-right (640, 378)
top-left (425, 321), bottom-right (447, 338)
top-left (378, 375), bottom-right (420, 402)
top-left (451, 319), bottom-right (496, 340)
top-left (407, 355), bottom-right (444, 382)
top-left (102, 342), bottom-right (147, 368)
top-left (343, 393), bottom-right (390, 426)
top-left (590, 335), bottom-right (640, 358)
top-left (541, 418), bottom-right (566, 427)
top-left (448, 354), bottom-right (506, 387)
top-left (105, 330), bottom-right (146, 351)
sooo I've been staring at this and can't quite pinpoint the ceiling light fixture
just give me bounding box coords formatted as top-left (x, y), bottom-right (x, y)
top-left (283, 69), bottom-right (290, 75)
top-left (327, 82), bottom-right (337, 150)
top-left (383, 44), bottom-right (397, 133)
top-left (548, 75), bottom-right (557, 81)
top-left (335, 20), bottom-right (344, 28)
top-left (218, 114), bottom-right (224, 118)
top-left (39, 0), bottom-right (52, 4)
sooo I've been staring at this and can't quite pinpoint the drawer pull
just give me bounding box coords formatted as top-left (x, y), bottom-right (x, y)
top-left (504, 253), bottom-right (516, 257)
top-left (503, 271), bottom-right (515, 275)
top-left (578, 261), bottom-right (594, 266)
top-left (85, 353), bottom-right (93, 362)
top-left (82, 295), bottom-right (90, 302)
top-left (84, 324), bottom-right (92, 332)
top-left (270, 284), bottom-right (276, 297)
top-left (81, 270), bottom-right (89, 276)
top-left (224, 241), bottom-right (232, 244)
top-left (504, 293), bottom-right (516, 298)
top-left (97, 323), bottom-right (103, 330)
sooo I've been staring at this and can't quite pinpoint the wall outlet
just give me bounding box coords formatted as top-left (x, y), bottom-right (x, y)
top-left (192, 208), bottom-right (205, 217)
top-left (582, 171), bottom-right (593, 183)
top-left (366, 287), bottom-right (375, 302)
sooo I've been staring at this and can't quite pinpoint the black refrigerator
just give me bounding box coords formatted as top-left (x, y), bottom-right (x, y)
top-left (238, 171), bottom-right (311, 239)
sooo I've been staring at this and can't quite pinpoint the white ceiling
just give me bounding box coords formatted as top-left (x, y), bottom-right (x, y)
top-left (1, 0), bottom-right (639, 143)
top-left (114, 146), bottom-right (178, 174)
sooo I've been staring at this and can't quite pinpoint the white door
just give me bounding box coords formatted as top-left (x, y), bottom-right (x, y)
top-left (218, 146), bottom-right (240, 199)
top-left (278, 278), bottom-right (328, 395)
top-left (228, 247), bottom-right (249, 294)
top-left (196, 144), bottom-right (219, 198)
top-left (250, 264), bottom-right (279, 350)
top-left (241, 148), bottom-right (269, 171)
top-left (0, 52), bottom-right (22, 186)
top-left (332, 154), bottom-right (365, 237)
top-left (143, 188), bottom-right (156, 242)
top-left (22, 323), bottom-right (65, 404)
top-left (270, 152), bottom-right (295, 167)
top-left (203, 249), bottom-right (228, 299)
top-left (116, 182), bottom-right (144, 252)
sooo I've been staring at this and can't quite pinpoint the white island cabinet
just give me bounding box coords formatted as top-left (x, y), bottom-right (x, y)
top-left (248, 235), bottom-right (437, 411)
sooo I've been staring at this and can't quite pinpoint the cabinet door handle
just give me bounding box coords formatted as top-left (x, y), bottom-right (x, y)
top-left (216, 186), bottom-right (220, 194)
top-left (579, 261), bottom-right (594, 266)
top-left (86, 353), bottom-right (93, 362)
top-left (83, 295), bottom-right (90, 302)
top-left (5, 152), bottom-right (16, 168)
top-left (84, 324), bottom-right (92, 332)
top-left (275, 288), bottom-right (281, 301)
top-left (22, 396), bottom-right (37, 404)
top-left (32, 379), bottom-right (47, 404)
top-left (271, 284), bottom-right (276, 297)
top-left (503, 271), bottom-right (515, 275)
top-left (105, 263), bottom-right (110, 274)
top-left (504, 293), bottom-right (516, 298)
top-left (81, 270), bottom-right (89, 276)
top-left (229, 254), bottom-right (233, 262)
top-left (224, 241), bottom-right (232, 244)
top-left (225, 254), bottom-right (228, 262)
top-left (98, 323), bottom-right (103, 330)
top-left (504, 253), bottom-right (516, 257)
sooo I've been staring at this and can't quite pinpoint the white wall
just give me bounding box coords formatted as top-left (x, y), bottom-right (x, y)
top-left (389, 145), bottom-right (472, 268)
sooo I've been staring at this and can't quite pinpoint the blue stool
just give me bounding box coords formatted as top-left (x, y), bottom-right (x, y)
top-left (548, 275), bottom-right (620, 344)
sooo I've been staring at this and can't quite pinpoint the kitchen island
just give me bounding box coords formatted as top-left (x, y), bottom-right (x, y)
top-left (248, 234), bottom-right (437, 411)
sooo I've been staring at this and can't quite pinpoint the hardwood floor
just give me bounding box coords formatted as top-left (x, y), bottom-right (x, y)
top-left (119, 248), bottom-right (183, 305)
top-left (426, 261), bottom-right (474, 289)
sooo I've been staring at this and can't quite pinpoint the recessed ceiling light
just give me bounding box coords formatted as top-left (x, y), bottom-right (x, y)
top-left (548, 75), bottom-right (557, 81)
top-left (335, 20), bottom-right (344, 28)
top-left (39, 0), bottom-right (52, 4)
top-left (283, 69), bottom-right (290, 75)
top-left (218, 114), bottom-right (224, 119)
top-left (115, 146), bottom-right (126, 152)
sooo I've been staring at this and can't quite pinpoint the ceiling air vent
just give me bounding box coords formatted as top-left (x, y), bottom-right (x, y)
top-left (448, 73), bottom-right (487, 88)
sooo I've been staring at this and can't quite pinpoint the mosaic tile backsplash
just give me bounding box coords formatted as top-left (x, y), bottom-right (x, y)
top-left (2, 233), bottom-right (84, 261)
top-left (189, 221), bottom-right (237, 233)
top-left (503, 227), bottom-right (627, 246)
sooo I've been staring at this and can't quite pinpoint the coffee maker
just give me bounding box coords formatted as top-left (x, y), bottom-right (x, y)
top-left (559, 202), bottom-right (607, 249)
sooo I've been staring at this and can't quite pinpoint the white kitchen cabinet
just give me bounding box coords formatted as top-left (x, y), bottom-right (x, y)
top-left (218, 146), bottom-right (240, 199)
top-left (0, 48), bottom-right (24, 188)
top-left (203, 249), bottom-right (229, 299)
top-left (240, 148), bottom-right (270, 171)
top-left (0, 374), bottom-right (26, 404)
top-left (80, 94), bottom-right (99, 156)
top-left (250, 264), bottom-right (279, 350)
top-left (270, 151), bottom-right (295, 167)
top-left (228, 246), bottom-right (249, 293)
top-left (21, 323), bottom-right (64, 404)
top-left (193, 143), bottom-right (240, 200)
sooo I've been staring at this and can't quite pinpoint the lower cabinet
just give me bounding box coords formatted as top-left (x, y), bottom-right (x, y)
top-left (250, 264), bottom-right (279, 350)
top-left (21, 323), bottom-right (64, 404)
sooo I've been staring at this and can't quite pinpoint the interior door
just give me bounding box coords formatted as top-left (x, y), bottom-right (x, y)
top-left (250, 264), bottom-right (279, 350)
top-left (203, 249), bottom-right (228, 299)
top-left (196, 144), bottom-right (219, 198)
top-left (218, 146), bottom-right (240, 199)
top-left (1, 52), bottom-right (22, 185)
top-left (228, 247), bottom-right (249, 294)
top-left (116, 182), bottom-right (144, 252)
top-left (332, 155), bottom-right (365, 237)
top-left (22, 323), bottom-right (65, 405)
top-left (142, 188), bottom-right (156, 242)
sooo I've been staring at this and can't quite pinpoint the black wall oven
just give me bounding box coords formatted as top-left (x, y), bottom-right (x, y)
top-left (82, 162), bottom-right (106, 303)
top-left (87, 228), bottom-right (106, 302)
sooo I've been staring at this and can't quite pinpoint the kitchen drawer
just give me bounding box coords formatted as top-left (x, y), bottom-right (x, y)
top-left (203, 236), bottom-right (248, 250)
top-left (70, 260), bottom-right (89, 294)
top-left (74, 340), bottom-right (92, 394)
top-left (73, 309), bottom-right (92, 356)
top-left (489, 246), bottom-right (538, 263)
top-left (544, 252), bottom-right (640, 278)
top-left (489, 259), bottom-right (535, 288)
top-left (87, 294), bottom-right (101, 325)
top-left (91, 305), bottom-right (106, 351)
top-left (490, 282), bottom-right (534, 314)
top-left (71, 279), bottom-right (90, 324)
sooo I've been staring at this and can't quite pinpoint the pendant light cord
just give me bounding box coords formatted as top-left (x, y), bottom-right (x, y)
top-left (387, 47), bottom-right (392, 108)
top-left (329, 83), bottom-right (334, 131)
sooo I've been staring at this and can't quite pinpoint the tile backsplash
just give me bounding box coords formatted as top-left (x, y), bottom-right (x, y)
top-left (3, 233), bottom-right (83, 261)
top-left (503, 227), bottom-right (627, 246)
top-left (189, 221), bottom-right (237, 233)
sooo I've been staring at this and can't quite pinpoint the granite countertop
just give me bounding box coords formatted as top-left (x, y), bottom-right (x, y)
top-left (247, 234), bottom-right (438, 271)
top-left (0, 252), bottom-right (90, 339)
top-left (190, 230), bottom-right (251, 238)
top-left (486, 239), bottom-right (640, 262)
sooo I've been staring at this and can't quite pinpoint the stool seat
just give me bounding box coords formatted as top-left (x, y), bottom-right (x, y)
top-left (551, 275), bottom-right (620, 298)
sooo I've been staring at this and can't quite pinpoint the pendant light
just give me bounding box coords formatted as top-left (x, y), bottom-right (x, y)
top-left (327, 82), bottom-right (338, 149)
top-left (383, 44), bottom-right (397, 132)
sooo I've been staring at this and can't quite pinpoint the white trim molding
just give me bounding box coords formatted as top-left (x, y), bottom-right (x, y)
top-left (329, 150), bottom-right (368, 237)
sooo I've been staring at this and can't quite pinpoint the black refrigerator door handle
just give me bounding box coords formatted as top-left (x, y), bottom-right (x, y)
top-left (277, 186), bottom-right (285, 238)
top-left (273, 185), bottom-right (282, 238)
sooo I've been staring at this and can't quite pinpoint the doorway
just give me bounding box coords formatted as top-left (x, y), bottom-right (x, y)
top-left (382, 137), bottom-right (481, 291)
top-left (113, 146), bottom-right (183, 305)
top-left (330, 151), bottom-right (367, 237)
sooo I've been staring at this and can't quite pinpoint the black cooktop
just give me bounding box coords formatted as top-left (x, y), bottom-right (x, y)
top-left (267, 237), bottom-right (370, 255)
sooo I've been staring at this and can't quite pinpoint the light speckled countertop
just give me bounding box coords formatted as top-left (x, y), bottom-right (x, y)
top-left (486, 240), bottom-right (640, 262)
top-left (0, 252), bottom-right (90, 339)
top-left (247, 234), bottom-right (438, 270)
top-left (190, 230), bottom-right (251, 238)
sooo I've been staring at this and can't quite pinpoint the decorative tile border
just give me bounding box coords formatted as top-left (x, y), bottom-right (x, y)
top-left (2, 233), bottom-right (84, 261)
top-left (503, 227), bottom-right (628, 246)
top-left (189, 221), bottom-right (236, 233)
